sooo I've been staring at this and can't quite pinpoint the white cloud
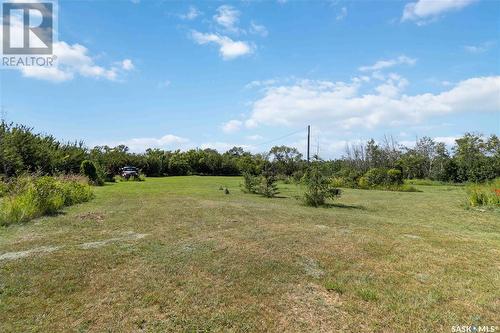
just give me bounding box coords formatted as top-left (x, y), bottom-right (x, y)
top-left (1, 14), bottom-right (132, 82)
top-left (359, 55), bottom-right (417, 72)
top-left (180, 6), bottom-right (201, 20)
top-left (213, 5), bottom-right (240, 33)
top-left (19, 42), bottom-right (133, 82)
top-left (249, 21), bottom-right (268, 37)
top-left (242, 76), bottom-right (500, 130)
top-left (433, 136), bottom-right (459, 146)
top-left (121, 59), bottom-right (134, 71)
top-left (109, 134), bottom-right (189, 152)
top-left (191, 31), bottom-right (253, 60)
top-left (402, 0), bottom-right (478, 23)
top-left (336, 7), bottom-right (347, 21)
top-left (222, 119), bottom-right (243, 133)
top-left (464, 41), bottom-right (495, 54)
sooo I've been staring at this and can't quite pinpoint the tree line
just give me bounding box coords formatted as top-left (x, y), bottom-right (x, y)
top-left (1, 122), bottom-right (498, 183)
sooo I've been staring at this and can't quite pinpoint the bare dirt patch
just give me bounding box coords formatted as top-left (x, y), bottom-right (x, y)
top-left (0, 232), bottom-right (148, 261)
top-left (0, 245), bottom-right (62, 261)
top-left (79, 232), bottom-right (148, 249)
top-left (77, 212), bottom-right (105, 222)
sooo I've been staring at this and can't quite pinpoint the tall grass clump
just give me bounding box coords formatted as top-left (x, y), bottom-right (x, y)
top-left (466, 178), bottom-right (500, 209)
top-left (0, 175), bottom-right (94, 226)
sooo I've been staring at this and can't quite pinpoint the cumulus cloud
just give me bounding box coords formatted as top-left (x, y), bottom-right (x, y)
top-left (191, 31), bottom-right (253, 60)
top-left (359, 55), bottom-right (416, 72)
top-left (222, 119), bottom-right (243, 133)
top-left (1, 14), bottom-right (133, 82)
top-left (213, 5), bottom-right (240, 33)
top-left (242, 76), bottom-right (500, 130)
top-left (402, 0), bottom-right (478, 24)
top-left (19, 42), bottom-right (133, 82)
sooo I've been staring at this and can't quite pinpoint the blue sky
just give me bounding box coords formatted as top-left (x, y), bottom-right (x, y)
top-left (1, 0), bottom-right (499, 157)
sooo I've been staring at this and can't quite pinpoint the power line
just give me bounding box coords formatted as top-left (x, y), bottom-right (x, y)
top-left (253, 128), bottom-right (305, 147)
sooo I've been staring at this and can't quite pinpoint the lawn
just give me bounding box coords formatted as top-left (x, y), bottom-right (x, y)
top-left (0, 176), bottom-right (498, 332)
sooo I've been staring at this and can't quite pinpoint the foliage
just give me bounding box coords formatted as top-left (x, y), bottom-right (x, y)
top-left (257, 165), bottom-right (279, 198)
top-left (0, 181), bottom-right (6, 197)
top-left (80, 160), bottom-right (103, 185)
top-left (387, 169), bottom-right (403, 185)
top-left (1, 122), bottom-right (498, 186)
top-left (0, 175), bottom-right (93, 225)
top-left (241, 172), bottom-right (259, 193)
top-left (302, 161), bottom-right (341, 207)
top-left (466, 178), bottom-right (500, 208)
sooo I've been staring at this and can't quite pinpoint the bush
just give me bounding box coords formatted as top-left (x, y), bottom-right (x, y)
top-left (466, 178), bottom-right (500, 208)
top-left (364, 168), bottom-right (388, 187)
top-left (0, 175), bottom-right (93, 226)
top-left (387, 169), bottom-right (403, 185)
top-left (0, 181), bottom-right (7, 197)
top-left (80, 160), bottom-right (104, 185)
top-left (357, 176), bottom-right (369, 189)
top-left (302, 163), bottom-right (341, 207)
top-left (241, 172), bottom-right (259, 193)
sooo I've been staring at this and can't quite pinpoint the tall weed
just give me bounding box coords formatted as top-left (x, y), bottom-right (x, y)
top-left (466, 178), bottom-right (500, 208)
top-left (0, 175), bottom-right (93, 225)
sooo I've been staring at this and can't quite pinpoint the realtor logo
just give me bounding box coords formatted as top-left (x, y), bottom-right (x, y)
top-left (2, 2), bottom-right (53, 54)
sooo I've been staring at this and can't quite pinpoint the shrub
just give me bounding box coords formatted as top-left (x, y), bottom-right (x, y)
top-left (364, 168), bottom-right (388, 187)
top-left (80, 160), bottom-right (103, 185)
top-left (292, 170), bottom-right (304, 184)
top-left (0, 175), bottom-right (93, 226)
top-left (334, 169), bottom-right (364, 188)
top-left (0, 181), bottom-right (7, 197)
top-left (466, 178), bottom-right (500, 208)
top-left (302, 162), bottom-right (341, 207)
top-left (357, 176), bottom-right (369, 189)
top-left (387, 169), bottom-right (403, 185)
top-left (241, 172), bottom-right (259, 193)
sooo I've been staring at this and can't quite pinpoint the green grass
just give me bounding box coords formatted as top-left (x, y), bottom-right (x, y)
top-left (1, 176), bottom-right (499, 332)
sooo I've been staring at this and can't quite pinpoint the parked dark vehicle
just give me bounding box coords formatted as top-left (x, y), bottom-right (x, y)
top-left (120, 166), bottom-right (139, 180)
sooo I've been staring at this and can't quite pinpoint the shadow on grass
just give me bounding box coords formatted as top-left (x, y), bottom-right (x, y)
top-left (323, 202), bottom-right (366, 210)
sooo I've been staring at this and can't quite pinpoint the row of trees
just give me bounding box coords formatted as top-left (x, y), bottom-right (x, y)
top-left (340, 135), bottom-right (499, 182)
top-left (1, 122), bottom-right (498, 183)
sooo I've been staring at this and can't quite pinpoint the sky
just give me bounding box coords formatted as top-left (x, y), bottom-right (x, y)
top-left (1, 0), bottom-right (499, 158)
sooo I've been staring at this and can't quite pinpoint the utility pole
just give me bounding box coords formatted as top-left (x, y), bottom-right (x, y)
top-left (307, 125), bottom-right (310, 162)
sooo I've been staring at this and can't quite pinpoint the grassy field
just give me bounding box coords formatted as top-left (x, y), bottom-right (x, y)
top-left (0, 176), bottom-right (498, 332)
